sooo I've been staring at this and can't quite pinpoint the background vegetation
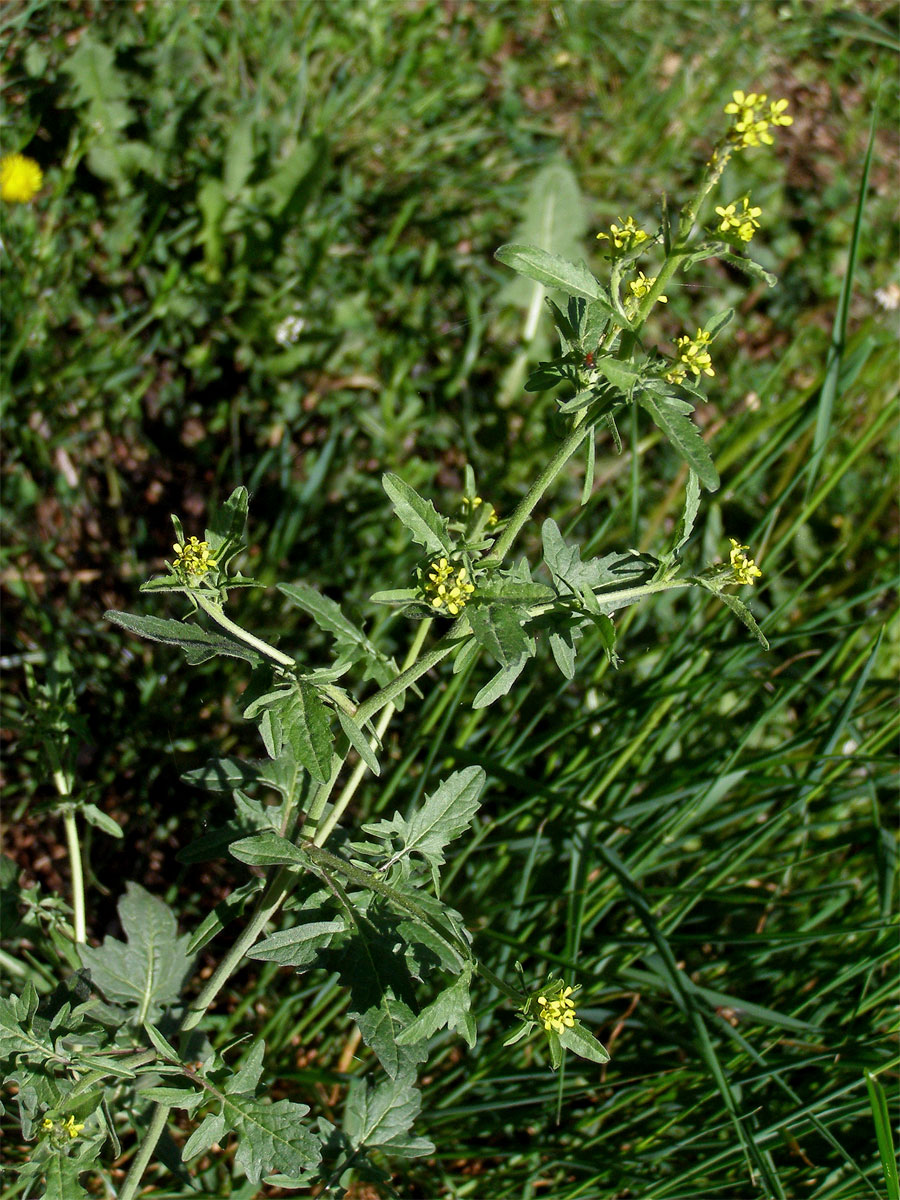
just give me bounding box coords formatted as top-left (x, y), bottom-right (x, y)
top-left (2, 1), bottom-right (897, 1196)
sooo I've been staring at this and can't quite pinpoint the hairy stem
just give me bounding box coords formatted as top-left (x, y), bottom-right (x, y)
top-left (481, 411), bottom-right (590, 569)
top-left (313, 618), bottom-right (433, 845)
top-left (117, 1102), bottom-right (171, 1200)
top-left (193, 591), bottom-right (296, 669)
top-left (54, 769), bottom-right (86, 945)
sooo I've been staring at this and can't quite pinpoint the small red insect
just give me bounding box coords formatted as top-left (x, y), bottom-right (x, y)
top-left (584, 351), bottom-right (595, 367)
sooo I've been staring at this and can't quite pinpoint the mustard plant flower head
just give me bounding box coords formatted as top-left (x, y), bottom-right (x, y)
top-left (173, 536), bottom-right (218, 579)
top-left (596, 215), bottom-right (650, 253)
top-left (537, 985), bottom-right (577, 1034)
top-left (628, 272), bottom-right (667, 303)
top-left (664, 328), bottom-right (715, 385)
top-left (715, 196), bottom-right (762, 243)
top-left (729, 538), bottom-right (762, 585)
top-left (0, 152), bottom-right (43, 203)
top-left (424, 557), bottom-right (475, 616)
top-left (42, 1114), bottom-right (85, 1140)
top-left (724, 90), bottom-right (792, 150)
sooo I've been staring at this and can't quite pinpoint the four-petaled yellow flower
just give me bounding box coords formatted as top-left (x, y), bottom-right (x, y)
top-left (715, 196), bottom-right (762, 243)
top-left (724, 90), bottom-right (792, 150)
top-left (627, 272), bottom-right (667, 305)
top-left (537, 986), bottom-right (577, 1034)
top-left (424, 557), bottom-right (475, 616)
top-left (665, 328), bottom-right (715, 385)
top-left (42, 1114), bottom-right (85, 1139)
top-left (173, 536), bottom-right (218, 579)
top-left (729, 538), bottom-right (762, 584)
top-left (0, 152), bottom-right (43, 203)
top-left (597, 215), bottom-right (650, 252)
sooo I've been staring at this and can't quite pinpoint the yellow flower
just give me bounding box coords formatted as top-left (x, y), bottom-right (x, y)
top-left (173, 536), bottom-right (218, 579)
top-left (626, 271), bottom-right (667, 316)
top-left (537, 985), bottom-right (577, 1034)
top-left (715, 196), bottom-right (762, 243)
top-left (723, 90), bottom-right (792, 150)
top-left (729, 538), bottom-right (762, 584)
top-left (0, 152), bottom-right (43, 203)
top-left (628, 272), bottom-right (666, 302)
top-left (63, 1115), bottom-right (85, 1139)
top-left (424, 557), bottom-right (475, 616)
top-left (597, 215), bottom-right (650, 252)
top-left (461, 495), bottom-right (498, 526)
top-left (665, 328), bottom-right (714, 384)
top-left (767, 98), bottom-right (793, 128)
top-left (42, 1114), bottom-right (85, 1140)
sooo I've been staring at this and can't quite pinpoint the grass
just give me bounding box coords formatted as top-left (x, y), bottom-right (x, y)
top-left (1, 0), bottom-right (897, 1197)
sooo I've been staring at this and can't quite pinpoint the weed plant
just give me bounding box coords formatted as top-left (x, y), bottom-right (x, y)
top-left (1, 3), bottom-right (897, 1199)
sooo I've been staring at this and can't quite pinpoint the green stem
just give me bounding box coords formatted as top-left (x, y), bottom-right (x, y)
top-left (528, 577), bottom-right (693, 621)
top-left (114, 620), bottom-right (443, 1195)
top-left (474, 957), bottom-right (525, 1003)
top-left (481, 413), bottom-right (590, 569)
top-left (193, 592), bottom-right (296, 669)
top-left (355, 625), bottom-right (465, 725)
top-left (62, 811), bottom-right (86, 945)
top-left (117, 1103), bottom-right (170, 1200)
top-left (313, 617), bottom-right (435, 844)
top-left (53, 769), bottom-right (86, 945)
top-left (631, 146), bottom-right (732, 330)
top-left (180, 866), bottom-right (294, 1034)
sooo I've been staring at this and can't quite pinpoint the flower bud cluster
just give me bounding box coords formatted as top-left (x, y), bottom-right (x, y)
top-left (424, 558), bottom-right (475, 615)
top-left (462, 495), bottom-right (498, 526)
top-left (173, 536), bottom-right (218, 579)
top-left (596, 215), bottom-right (650, 254)
top-left (42, 1114), bottom-right (85, 1141)
top-left (664, 328), bottom-right (715, 385)
top-left (537, 985), bottom-right (576, 1034)
top-left (729, 538), bottom-right (762, 584)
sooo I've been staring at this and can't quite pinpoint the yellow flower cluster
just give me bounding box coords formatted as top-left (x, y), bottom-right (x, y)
top-left (628, 272), bottom-right (667, 303)
top-left (715, 196), bottom-right (762, 243)
top-left (42, 1115), bottom-right (85, 1140)
top-left (173, 536), bottom-right (218, 579)
top-left (729, 538), bottom-right (762, 584)
top-left (596, 215), bottom-right (650, 253)
top-left (538, 986), bottom-right (576, 1034)
top-left (424, 558), bottom-right (475, 615)
top-left (0, 152), bottom-right (43, 203)
top-left (462, 495), bottom-right (498, 526)
top-left (664, 328), bottom-right (715, 386)
top-left (724, 90), bottom-right (793, 150)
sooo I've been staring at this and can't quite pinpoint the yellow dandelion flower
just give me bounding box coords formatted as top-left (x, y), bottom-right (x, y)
top-left (0, 153), bottom-right (43, 203)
